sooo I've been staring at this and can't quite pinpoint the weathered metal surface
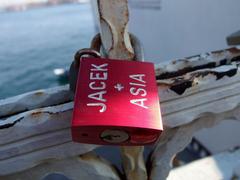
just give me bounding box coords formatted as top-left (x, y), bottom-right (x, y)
top-left (168, 148), bottom-right (240, 180)
top-left (95, 1), bottom-right (147, 180)
top-left (120, 147), bottom-right (147, 180)
top-left (95, 0), bottom-right (134, 59)
top-left (0, 102), bottom-right (98, 175)
top-left (151, 47), bottom-right (240, 180)
top-left (150, 106), bottom-right (240, 180)
top-left (155, 47), bottom-right (240, 80)
top-left (0, 47), bottom-right (240, 178)
top-left (156, 47), bottom-right (240, 127)
top-left (0, 85), bottom-right (70, 117)
top-left (3, 152), bottom-right (121, 180)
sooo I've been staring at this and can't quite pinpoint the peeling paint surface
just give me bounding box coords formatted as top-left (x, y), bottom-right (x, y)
top-left (0, 47), bottom-right (240, 177)
top-left (156, 48), bottom-right (240, 95)
top-left (0, 85), bottom-right (71, 118)
top-left (155, 48), bottom-right (240, 79)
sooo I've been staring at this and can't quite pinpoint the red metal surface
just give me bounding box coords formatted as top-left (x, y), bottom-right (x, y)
top-left (71, 57), bottom-right (162, 145)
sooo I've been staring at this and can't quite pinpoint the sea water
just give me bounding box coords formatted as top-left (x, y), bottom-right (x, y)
top-left (0, 3), bottom-right (95, 99)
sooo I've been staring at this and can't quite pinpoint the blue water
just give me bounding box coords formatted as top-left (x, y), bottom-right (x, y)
top-left (0, 4), bottom-right (95, 99)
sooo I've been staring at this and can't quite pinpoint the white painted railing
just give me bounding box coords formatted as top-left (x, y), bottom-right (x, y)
top-left (168, 148), bottom-right (240, 180)
top-left (1, 0), bottom-right (240, 179)
top-left (0, 46), bottom-right (240, 180)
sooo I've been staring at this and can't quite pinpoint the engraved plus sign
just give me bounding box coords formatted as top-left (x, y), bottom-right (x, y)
top-left (114, 83), bottom-right (124, 92)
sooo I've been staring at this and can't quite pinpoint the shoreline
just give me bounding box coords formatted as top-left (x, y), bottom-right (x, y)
top-left (0, 0), bottom-right (89, 13)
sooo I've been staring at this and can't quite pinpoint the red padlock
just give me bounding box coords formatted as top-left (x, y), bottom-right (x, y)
top-left (71, 57), bottom-right (163, 145)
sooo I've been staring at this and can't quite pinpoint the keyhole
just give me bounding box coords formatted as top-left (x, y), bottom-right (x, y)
top-left (100, 129), bottom-right (129, 143)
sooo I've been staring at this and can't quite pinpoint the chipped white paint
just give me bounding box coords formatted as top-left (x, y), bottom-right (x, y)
top-left (150, 107), bottom-right (240, 180)
top-left (0, 85), bottom-right (70, 117)
top-left (95, 0), bottom-right (134, 59)
top-left (159, 66), bottom-right (240, 127)
top-left (155, 47), bottom-right (240, 79)
top-left (1, 1), bottom-right (240, 179)
top-left (0, 48), bottom-right (240, 178)
top-left (0, 102), bottom-right (98, 175)
top-left (95, 1), bottom-right (147, 180)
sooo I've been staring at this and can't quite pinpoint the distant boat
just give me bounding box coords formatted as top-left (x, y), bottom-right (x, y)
top-left (53, 68), bottom-right (69, 84)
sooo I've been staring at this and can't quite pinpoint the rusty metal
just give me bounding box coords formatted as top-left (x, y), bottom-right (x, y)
top-left (156, 47), bottom-right (240, 95)
top-left (89, 33), bottom-right (144, 60)
top-left (96, 0), bottom-right (134, 60)
top-left (156, 48), bottom-right (240, 80)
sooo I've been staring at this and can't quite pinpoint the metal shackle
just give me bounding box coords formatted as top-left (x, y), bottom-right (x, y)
top-left (69, 38), bottom-right (102, 94)
top-left (69, 33), bottom-right (144, 94)
top-left (91, 33), bottom-right (144, 61)
top-left (129, 33), bottom-right (145, 62)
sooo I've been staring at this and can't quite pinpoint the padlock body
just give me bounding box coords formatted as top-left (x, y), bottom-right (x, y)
top-left (71, 57), bottom-right (163, 145)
